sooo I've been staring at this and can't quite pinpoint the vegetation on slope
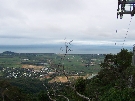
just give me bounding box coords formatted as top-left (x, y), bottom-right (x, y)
top-left (0, 48), bottom-right (135, 101)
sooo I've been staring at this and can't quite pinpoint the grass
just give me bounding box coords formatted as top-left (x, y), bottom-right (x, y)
top-left (53, 54), bottom-right (102, 74)
top-left (0, 53), bottom-right (104, 75)
top-left (0, 57), bottom-right (21, 67)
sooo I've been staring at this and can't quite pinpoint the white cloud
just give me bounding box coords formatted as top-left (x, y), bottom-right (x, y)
top-left (0, 0), bottom-right (134, 47)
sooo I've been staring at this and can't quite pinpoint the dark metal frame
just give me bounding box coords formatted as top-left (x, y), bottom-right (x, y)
top-left (117, 0), bottom-right (135, 19)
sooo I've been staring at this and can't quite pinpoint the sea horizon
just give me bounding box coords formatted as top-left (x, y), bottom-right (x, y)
top-left (0, 44), bottom-right (133, 54)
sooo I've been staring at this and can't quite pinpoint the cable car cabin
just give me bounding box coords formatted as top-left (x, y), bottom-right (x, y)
top-left (117, 0), bottom-right (135, 19)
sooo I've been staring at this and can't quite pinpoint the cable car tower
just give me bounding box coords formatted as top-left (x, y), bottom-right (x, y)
top-left (117, 0), bottom-right (135, 19)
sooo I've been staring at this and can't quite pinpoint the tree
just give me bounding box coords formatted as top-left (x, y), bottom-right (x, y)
top-left (115, 49), bottom-right (132, 72)
top-left (75, 77), bottom-right (86, 93)
top-left (101, 49), bottom-right (132, 70)
top-left (100, 87), bottom-right (135, 101)
top-left (38, 91), bottom-right (50, 101)
top-left (0, 79), bottom-right (26, 101)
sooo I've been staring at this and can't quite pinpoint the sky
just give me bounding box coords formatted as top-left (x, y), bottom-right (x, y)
top-left (0, 0), bottom-right (135, 48)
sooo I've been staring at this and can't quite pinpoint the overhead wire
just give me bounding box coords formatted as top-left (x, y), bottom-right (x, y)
top-left (115, 16), bottom-right (133, 49)
top-left (122, 16), bottom-right (133, 48)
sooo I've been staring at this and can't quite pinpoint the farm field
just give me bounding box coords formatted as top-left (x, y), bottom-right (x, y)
top-left (0, 51), bottom-right (105, 77)
top-left (53, 54), bottom-right (104, 74)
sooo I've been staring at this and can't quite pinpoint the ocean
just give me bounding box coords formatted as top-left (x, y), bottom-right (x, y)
top-left (0, 44), bottom-right (133, 54)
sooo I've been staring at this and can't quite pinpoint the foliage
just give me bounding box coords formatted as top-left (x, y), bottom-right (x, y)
top-left (38, 91), bottom-right (51, 101)
top-left (100, 87), bottom-right (135, 101)
top-left (84, 48), bottom-right (134, 100)
top-left (101, 49), bottom-right (132, 71)
top-left (75, 77), bottom-right (86, 93)
top-left (0, 79), bottom-right (26, 101)
top-left (0, 48), bottom-right (135, 101)
top-left (116, 49), bottom-right (133, 71)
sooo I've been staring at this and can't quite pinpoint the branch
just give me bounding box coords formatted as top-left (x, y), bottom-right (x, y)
top-left (61, 58), bottom-right (90, 101)
top-left (57, 95), bottom-right (69, 101)
top-left (42, 83), bottom-right (56, 101)
top-left (69, 85), bottom-right (90, 101)
top-left (76, 91), bottom-right (90, 101)
top-left (62, 66), bottom-right (90, 101)
top-left (47, 94), bottom-right (56, 101)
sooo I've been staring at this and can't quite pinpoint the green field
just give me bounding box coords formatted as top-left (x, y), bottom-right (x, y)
top-left (0, 56), bottom-right (22, 67)
top-left (0, 52), bottom-right (104, 75)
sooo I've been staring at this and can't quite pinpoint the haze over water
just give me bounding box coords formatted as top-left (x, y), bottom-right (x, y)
top-left (0, 45), bottom-right (132, 54)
